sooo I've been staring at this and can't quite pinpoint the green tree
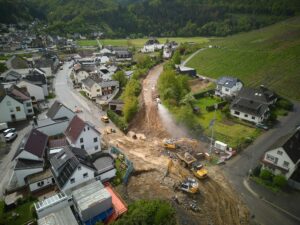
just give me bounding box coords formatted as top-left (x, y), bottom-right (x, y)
top-left (112, 71), bottom-right (128, 88)
top-left (259, 169), bottom-right (273, 181)
top-left (180, 93), bottom-right (196, 107)
top-left (172, 50), bottom-right (181, 65)
top-left (123, 96), bottom-right (139, 122)
top-left (112, 200), bottom-right (176, 225)
top-left (273, 175), bottom-right (287, 188)
top-left (123, 79), bottom-right (141, 99)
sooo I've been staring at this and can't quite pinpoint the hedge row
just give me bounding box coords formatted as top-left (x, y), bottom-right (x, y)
top-left (107, 110), bottom-right (128, 132)
top-left (206, 101), bottom-right (227, 112)
top-left (194, 89), bottom-right (215, 99)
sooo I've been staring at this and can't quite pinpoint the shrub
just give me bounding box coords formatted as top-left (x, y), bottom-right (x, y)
top-left (273, 175), bottom-right (287, 188)
top-left (276, 98), bottom-right (293, 111)
top-left (259, 169), bottom-right (273, 181)
top-left (107, 110), bottom-right (128, 132)
top-left (252, 165), bottom-right (262, 177)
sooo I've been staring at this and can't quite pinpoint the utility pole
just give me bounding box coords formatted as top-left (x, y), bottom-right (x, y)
top-left (209, 103), bottom-right (218, 154)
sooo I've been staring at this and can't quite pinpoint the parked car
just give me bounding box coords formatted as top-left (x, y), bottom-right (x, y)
top-left (256, 123), bottom-right (269, 130)
top-left (5, 132), bottom-right (17, 142)
top-left (3, 128), bottom-right (16, 136)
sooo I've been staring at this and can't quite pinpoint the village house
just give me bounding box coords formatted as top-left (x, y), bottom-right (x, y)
top-left (10, 129), bottom-right (48, 188)
top-left (261, 129), bottom-right (300, 180)
top-left (0, 84), bottom-right (34, 123)
top-left (0, 70), bottom-right (22, 82)
top-left (141, 38), bottom-right (164, 53)
top-left (24, 70), bottom-right (49, 97)
top-left (46, 100), bottom-right (75, 121)
top-left (163, 41), bottom-right (178, 59)
top-left (81, 77), bottom-right (102, 99)
top-left (73, 70), bottom-right (89, 85)
top-left (64, 116), bottom-right (101, 155)
top-left (230, 86), bottom-right (277, 124)
top-left (17, 79), bottom-right (45, 102)
top-left (215, 76), bottom-right (243, 98)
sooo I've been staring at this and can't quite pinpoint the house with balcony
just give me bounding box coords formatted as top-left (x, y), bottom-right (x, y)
top-left (215, 76), bottom-right (243, 98)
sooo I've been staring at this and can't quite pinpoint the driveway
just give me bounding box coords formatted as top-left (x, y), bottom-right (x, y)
top-left (223, 102), bottom-right (300, 225)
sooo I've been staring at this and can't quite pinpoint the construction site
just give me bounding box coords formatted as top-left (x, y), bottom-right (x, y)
top-left (102, 65), bottom-right (250, 225)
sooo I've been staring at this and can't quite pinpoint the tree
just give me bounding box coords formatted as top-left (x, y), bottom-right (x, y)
top-left (112, 200), bottom-right (176, 225)
top-left (123, 96), bottom-right (139, 122)
top-left (172, 50), bottom-right (181, 65)
top-left (180, 93), bottom-right (196, 107)
top-left (112, 71), bottom-right (128, 88)
top-left (273, 175), bottom-right (287, 188)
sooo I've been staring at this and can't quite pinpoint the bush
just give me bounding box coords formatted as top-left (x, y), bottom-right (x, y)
top-left (123, 96), bottom-right (139, 123)
top-left (252, 165), bottom-right (262, 177)
top-left (107, 110), bottom-right (128, 132)
top-left (259, 169), bottom-right (273, 181)
top-left (273, 175), bottom-right (287, 188)
top-left (276, 98), bottom-right (293, 111)
top-left (193, 89), bottom-right (214, 99)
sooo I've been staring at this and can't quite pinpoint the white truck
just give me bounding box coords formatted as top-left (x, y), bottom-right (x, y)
top-left (0, 123), bottom-right (8, 132)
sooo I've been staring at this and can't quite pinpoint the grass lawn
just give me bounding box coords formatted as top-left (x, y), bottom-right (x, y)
top-left (187, 16), bottom-right (300, 101)
top-left (0, 200), bottom-right (36, 225)
top-left (77, 37), bottom-right (209, 48)
top-left (194, 96), bottom-right (260, 147)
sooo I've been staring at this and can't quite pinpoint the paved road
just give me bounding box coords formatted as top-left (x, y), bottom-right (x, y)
top-left (53, 62), bottom-right (116, 132)
top-left (223, 102), bottom-right (300, 225)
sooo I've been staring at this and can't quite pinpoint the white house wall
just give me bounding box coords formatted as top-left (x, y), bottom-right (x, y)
top-left (73, 125), bottom-right (101, 155)
top-left (37, 120), bottom-right (69, 137)
top-left (0, 95), bottom-right (27, 123)
top-left (95, 168), bottom-right (116, 182)
top-left (62, 165), bottom-right (95, 192)
top-left (15, 167), bottom-right (43, 187)
top-left (17, 81), bottom-right (45, 101)
top-left (42, 84), bottom-right (49, 97)
top-left (29, 176), bottom-right (54, 192)
top-left (263, 147), bottom-right (297, 179)
top-left (230, 109), bottom-right (263, 124)
top-left (23, 100), bottom-right (34, 116)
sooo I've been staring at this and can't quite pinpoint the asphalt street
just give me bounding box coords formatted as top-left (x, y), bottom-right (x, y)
top-left (223, 102), bottom-right (300, 225)
top-left (54, 62), bottom-right (116, 132)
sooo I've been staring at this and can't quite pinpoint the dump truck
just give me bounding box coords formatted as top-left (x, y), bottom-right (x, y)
top-left (176, 152), bottom-right (197, 168)
top-left (101, 115), bottom-right (109, 123)
top-left (192, 168), bottom-right (208, 180)
top-left (176, 178), bottom-right (199, 194)
top-left (163, 139), bottom-right (177, 150)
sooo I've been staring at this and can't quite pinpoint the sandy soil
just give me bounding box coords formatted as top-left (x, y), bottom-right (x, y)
top-left (103, 64), bottom-right (250, 225)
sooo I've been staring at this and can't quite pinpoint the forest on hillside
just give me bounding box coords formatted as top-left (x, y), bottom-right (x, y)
top-left (0, 0), bottom-right (299, 37)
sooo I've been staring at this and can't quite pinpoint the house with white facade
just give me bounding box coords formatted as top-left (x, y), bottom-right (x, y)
top-left (230, 86), bottom-right (277, 124)
top-left (141, 38), bottom-right (164, 53)
top-left (215, 76), bottom-right (243, 98)
top-left (0, 85), bottom-right (34, 123)
top-left (65, 116), bottom-right (101, 155)
top-left (46, 100), bottom-right (75, 121)
top-left (49, 146), bottom-right (96, 192)
top-left (10, 129), bottom-right (48, 188)
top-left (81, 77), bottom-right (101, 99)
top-left (261, 129), bottom-right (300, 180)
top-left (17, 80), bottom-right (45, 101)
top-left (163, 41), bottom-right (178, 59)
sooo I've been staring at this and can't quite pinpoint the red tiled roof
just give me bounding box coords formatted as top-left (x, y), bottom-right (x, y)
top-left (65, 116), bottom-right (85, 143)
top-left (105, 183), bottom-right (127, 224)
top-left (25, 129), bottom-right (48, 158)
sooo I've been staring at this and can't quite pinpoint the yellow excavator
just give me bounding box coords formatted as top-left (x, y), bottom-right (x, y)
top-left (163, 139), bottom-right (177, 150)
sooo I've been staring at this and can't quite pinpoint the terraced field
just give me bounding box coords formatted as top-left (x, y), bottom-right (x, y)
top-left (187, 17), bottom-right (300, 100)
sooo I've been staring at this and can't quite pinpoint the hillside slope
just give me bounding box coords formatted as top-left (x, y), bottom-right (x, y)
top-left (187, 16), bottom-right (300, 100)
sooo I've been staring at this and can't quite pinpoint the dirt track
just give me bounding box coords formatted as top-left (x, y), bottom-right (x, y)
top-left (104, 63), bottom-right (250, 225)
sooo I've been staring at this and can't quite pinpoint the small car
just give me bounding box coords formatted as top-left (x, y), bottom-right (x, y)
top-left (3, 128), bottom-right (16, 136)
top-left (5, 132), bottom-right (18, 142)
top-left (256, 123), bottom-right (269, 130)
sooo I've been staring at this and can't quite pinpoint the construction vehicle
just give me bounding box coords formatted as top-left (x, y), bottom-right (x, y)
top-left (163, 139), bottom-right (177, 150)
top-left (101, 115), bottom-right (109, 123)
top-left (192, 168), bottom-right (208, 179)
top-left (105, 127), bottom-right (116, 134)
top-left (176, 152), bottom-right (197, 168)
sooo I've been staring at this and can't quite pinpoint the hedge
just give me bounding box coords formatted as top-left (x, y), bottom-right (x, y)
top-left (206, 101), bottom-right (227, 112)
top-left (194, 89), bottom-right (214, 99)
top-left (107, 110), bottom-right (128, 133)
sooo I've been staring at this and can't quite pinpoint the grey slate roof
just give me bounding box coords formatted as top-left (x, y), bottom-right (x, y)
top-left (46, 100), bottom-right (73, 120)
top-left (82, 77), bottom-right (96, 89)
top-left (216, 76), bottom-right (241, 88)
top-left (1, 70), bottom-right (22, 81)
top-left (50, 146), bottom-right (95, 188)
top-left (15, 158), bottom-right (44, 170)
top-left (237, 87), bottom-right (276, 104)
top-left (269, 129), bottom-right (300, 163)
top-left (25, 73), bottom-right (46, 85)
top-left (98, 80), bottom-right (119, 88)
top-left (231, 98), bottom-right (268, 117)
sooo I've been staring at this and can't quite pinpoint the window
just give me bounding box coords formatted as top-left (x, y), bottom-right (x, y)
top-left (87, 127), bottom-right (90, 130)
top-left (70, 178), bottom-right (75, 184)
top-left (266, 154), bottom-right (278, 164)
top-left (6, 101), bottom-right (11, 106)
top-left (80, 138), bottom-right (83, 143)
top-left (94, 137), bottom-right (98, 142)
top-left (277, 150), bottom-right (283, 156)
top-left (97, 89), bottom-right (100, 92)
top-left (95, 146), bottom-right (98, 150)
top-left (234, 111), bottom-right (240, 115)
top-left (78, 166), bottom-right (81, 171)
top-left (10, 108), bottom-right (14, 113)
top-left (81, 145), bottom-right (84, 149)
top-left (244, 114), bottom-right (248, 118)
top-left (37, 181), bottom-right (44, 187)
top-left (83, 128), bottom-right (85, 132)
top-left (283, 161), bottom-right (289, 168)
top-left (16, 106), bottom-right (21, 112)
top-left (26, 102), bottom-right (31, 107)
top-left (225, 88), bottom-right (229, 92)
top-left (252, 116), bottom-right (255, 120)
top-left (28, 109), bottom-right (33, 113)
top-left (83, 173), bottom-right (88, 178)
